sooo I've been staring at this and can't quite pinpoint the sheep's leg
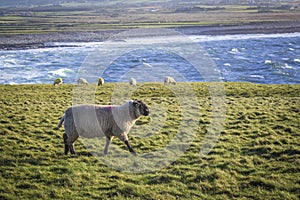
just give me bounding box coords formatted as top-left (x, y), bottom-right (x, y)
top-left (65, 134), bottom-right (78, 155)
top-left (125, 140), bottom-right (136, 155)
top-left (104, 136), bottom-right (113, 155)
top-left (63, 133), bottom-right (69, 155)
top-left (118, 134), bottom-right (136, 155)
top-left (69, 143), bottom-right (76, 154)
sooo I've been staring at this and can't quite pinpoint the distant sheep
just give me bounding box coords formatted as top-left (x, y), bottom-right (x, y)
top-left (57, 100), bottom-right (150, 155)
top-left (98, 77), bottom-right (104, 86)
top-left (77, 78), bottom-right (88, 85)
top-left (129, 78), bottom-right (137, 86)
top-left (164, 76), bottom-right (176, 85)
top-left (53, 78), bottom-right (63, 86)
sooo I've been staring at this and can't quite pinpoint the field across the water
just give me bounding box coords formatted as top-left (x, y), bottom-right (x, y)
top-left (0, 83), bottom-right (299, 199)
top-left (1, 1), bottom-right (300, 49)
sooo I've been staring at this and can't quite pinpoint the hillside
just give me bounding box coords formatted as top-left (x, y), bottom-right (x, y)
top-left (0, 83), bottom-right (299, 199)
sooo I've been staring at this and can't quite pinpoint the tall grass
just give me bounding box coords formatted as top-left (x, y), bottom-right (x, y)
top-left (0, 83), bottom-right (299, 199)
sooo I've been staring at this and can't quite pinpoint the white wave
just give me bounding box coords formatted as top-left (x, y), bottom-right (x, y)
top-left (265, 60), bottom-right (272, 64)
top-left (282, 58), bottom-right (291, 61)
top-left (7, 82), bottom-right (18, 85)
top-left (283, 63), bottom-right (293, 69)
top-left (250, 75), bottom-right (264, 79)
top-left (294, 58), bottom-right (300, 63)
top-left (0, 68), bottom-right (43, 84)
top-left (228, 48), bottom-right (239, 54)
top-left (48, 68), bottom-right (75, 77)
top-left (1, 58), bottom-right (20, 68)
top-left (45, 42), bottom-right (103, 48)
top-left (224, 63), bottom-right (231, 67)
top-left (142, 62), bottom-right (153, 67)
top-left (232, 48), bottom-right (239, 52)
top-left (190, 32), bottom-right (300, 42)
top-left (37, 62), bottom-right (53, 66)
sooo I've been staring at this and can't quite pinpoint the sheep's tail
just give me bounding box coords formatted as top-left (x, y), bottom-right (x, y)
top-left (57, 114), bottom-right (65, 128)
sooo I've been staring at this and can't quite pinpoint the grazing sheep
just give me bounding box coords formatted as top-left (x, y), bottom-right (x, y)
top-left (57, 100), bottom-right (149, 155)
top-left (164, 76), bottom-right (176, 85)
top-left (53, 78), bottom-right (63, 86)
top-left (129, 78), bottom-right (137, 86)
top-left (98, 77), bottom-right (104, 86)
top-left (77, 78), bottom-right (88, 85)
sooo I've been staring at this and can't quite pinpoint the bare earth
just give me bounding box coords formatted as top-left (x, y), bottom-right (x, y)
top-left (1, 21), bottom-right (300, 50)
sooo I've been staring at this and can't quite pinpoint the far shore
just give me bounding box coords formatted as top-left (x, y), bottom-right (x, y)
top-left (1, 21), bottom-right (300, 50)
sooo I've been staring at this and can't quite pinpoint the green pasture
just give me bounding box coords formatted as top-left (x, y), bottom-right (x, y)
top-left (0, 82), bottom-right (299, 199)
top-left (0, 2), bottom-right (300, 36)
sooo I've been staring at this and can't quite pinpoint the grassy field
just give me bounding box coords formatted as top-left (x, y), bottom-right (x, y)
top-left (1, 2), bottom-right (300, 35)
top-left (0, 82), bottom-right (299, 199)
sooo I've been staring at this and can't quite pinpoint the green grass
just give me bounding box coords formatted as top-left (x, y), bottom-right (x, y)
top-left (0, 82), bottom-right (299, 199)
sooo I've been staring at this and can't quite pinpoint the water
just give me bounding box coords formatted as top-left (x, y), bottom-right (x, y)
top-left (0, 33), bottom-right (299, 84)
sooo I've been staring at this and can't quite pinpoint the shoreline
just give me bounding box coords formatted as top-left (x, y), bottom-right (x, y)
top-left (1, 81), bottom-right (300, 88)
top-left (1, 82), bottom-right (299, 86)
top-left (1, 21), bottom-right (300, 50)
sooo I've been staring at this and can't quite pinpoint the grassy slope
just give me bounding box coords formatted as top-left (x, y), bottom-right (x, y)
top-left (0, 83), bottom-right (299, 199)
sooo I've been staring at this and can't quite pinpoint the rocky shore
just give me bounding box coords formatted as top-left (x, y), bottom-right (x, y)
top-left (1, 21), bottom-right (300, 50)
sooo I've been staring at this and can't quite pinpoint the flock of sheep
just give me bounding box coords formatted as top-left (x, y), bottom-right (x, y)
top-left (53, 76), bottom-right (176, 86)
top-left (56, 76), bottom-right (176, 155)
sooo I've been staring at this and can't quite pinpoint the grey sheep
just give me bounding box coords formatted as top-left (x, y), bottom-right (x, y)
top-left (129, 78), bottom-right (137, 86)
top-left (77, 78), bottom-right (88, 85)
top-left (164, 76), bottom-right (176, 85)
top-left (57, 100), bottom-right (149, 155)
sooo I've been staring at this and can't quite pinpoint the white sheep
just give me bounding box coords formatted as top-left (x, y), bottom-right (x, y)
top-left (53, 78), bottom-right (63, 86)
top-left (129, 78), bottom-right (137, 86)
top-left (164, 76), bottom-right (176, 85)
top-left (77, 78), bottom-right (88, 85)
top-left (57, 100), bottom-right (149, 155)
top-left (98, 77), bottom-right (104, 86)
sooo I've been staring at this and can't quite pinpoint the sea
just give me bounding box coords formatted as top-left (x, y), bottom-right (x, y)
top-left (0, 32), bottom-right (300, 85)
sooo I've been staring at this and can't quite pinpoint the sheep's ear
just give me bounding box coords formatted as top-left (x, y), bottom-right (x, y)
top-left (132, 100), bottom-right (140, 107)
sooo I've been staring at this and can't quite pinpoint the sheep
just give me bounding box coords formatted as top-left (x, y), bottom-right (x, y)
top-left (77, 78), bottom-right (88, 85)
top-left (164, 76), bottom-right (176, 85)
top-left (53, 78), bottom-right (63, 86)
top-left (98, 77), bottom-right (104, 86)
top-left (129, 78), bottom-right (137, 86)
top-left (57, 100), bottom-right (149, 155)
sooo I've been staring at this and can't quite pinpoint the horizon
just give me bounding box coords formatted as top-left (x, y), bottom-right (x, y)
top-left (0, 0), bottom-right (299, 8)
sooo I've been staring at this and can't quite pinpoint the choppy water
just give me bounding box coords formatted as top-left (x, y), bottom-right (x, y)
top-left (0, 32), bottom-right (299, 84)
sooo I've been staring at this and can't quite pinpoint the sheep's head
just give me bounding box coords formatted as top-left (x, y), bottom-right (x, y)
top-left (132, 100), bottom-right (150, 118)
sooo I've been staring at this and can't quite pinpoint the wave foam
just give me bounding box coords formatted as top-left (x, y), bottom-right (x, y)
top-left (190, 32), bottom-right (300, 42)
top-left (48, 68), bottom-right (75, 77)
